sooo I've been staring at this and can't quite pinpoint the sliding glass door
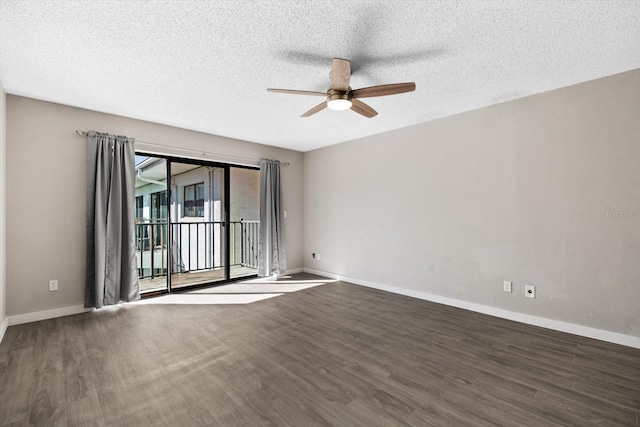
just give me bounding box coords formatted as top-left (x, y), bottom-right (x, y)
top-left (170, 161), bottom-right (227, 289)
top-left (135, 153), bottom-right (260, 294)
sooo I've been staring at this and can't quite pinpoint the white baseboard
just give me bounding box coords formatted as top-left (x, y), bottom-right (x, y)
top-left (8, 305), bottom-right (93, 326)
top-left (0, 316), bottom-right (8, 345)
top-left (304, 268), bottom-right (640, 349)
top-left (286, 267), bottom-right (303, 275)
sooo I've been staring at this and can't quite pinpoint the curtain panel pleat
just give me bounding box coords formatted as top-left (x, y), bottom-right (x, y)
top-left (85, 131), bottom-right (139, 308)
top-left (258, 159), bottom-right (287, 276)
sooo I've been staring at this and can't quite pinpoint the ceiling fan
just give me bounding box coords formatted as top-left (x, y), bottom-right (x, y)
top-left (267, 58), bottom-right (416, 118)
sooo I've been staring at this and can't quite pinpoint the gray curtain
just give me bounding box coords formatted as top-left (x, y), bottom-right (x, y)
top-left (258, 159), bottom-right (287, 276)
top-left (85, 131), bottom-right (139, 308)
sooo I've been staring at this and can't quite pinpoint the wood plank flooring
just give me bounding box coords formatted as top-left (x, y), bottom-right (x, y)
top-left (1, 273), bottom-right (639, 426)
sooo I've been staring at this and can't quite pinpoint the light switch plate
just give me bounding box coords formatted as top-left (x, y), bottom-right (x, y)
top-left (503, 281), bottom-right (512, 292)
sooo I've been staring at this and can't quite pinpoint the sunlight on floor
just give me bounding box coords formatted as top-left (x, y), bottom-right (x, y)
top-left (188, 282), bottom-right (330, 294)
top-left (134, 275), bottom-right (336, 305)
top-left (133, 293), bottom-right (283, 305)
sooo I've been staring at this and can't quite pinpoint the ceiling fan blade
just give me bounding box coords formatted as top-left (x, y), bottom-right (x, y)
top-left (330, 58), bottom-right (351, 92)
top-left (301, 102), bottom-right (327, 117)
top-left (350, 98), bottom-right (378, 118)
top-left (267, 88), bottom-right (327, 96)
top-left (351, 82), bottom-right (416, 98)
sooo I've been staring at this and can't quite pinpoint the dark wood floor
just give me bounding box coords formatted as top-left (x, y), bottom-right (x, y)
top-left (1, 273), bottom-right (639, 426)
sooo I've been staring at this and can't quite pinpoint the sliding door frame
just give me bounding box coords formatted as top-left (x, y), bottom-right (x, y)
top-left (136, 151), bottom-right (259, 295)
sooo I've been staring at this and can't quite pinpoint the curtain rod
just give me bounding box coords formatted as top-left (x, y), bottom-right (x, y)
top-left (75, 129), bottom-right (290, 166)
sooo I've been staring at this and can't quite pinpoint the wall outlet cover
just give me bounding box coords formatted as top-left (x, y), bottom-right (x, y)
top-left (49, 280), bottom-right (59, 292)
top-left (525, 285), bottom-right (535, 299)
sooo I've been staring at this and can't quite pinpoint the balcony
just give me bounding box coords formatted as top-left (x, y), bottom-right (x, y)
top-left (135, 219), bottom-right (260, 292)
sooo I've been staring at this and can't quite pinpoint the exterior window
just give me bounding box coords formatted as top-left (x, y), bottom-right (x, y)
top-left (150, 191), bottom-right (168, 247)
top-left (151, 191), bottom-right (168, 220)
top-left (184, 183), bottom-right (205, 217)
top-left (135, 196), bottom-right (143, 221)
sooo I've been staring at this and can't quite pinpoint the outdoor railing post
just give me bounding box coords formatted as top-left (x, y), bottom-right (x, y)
top-left (150, 222), bottom-right (155, 279)
top-left (161, 222), bottom-right (165, 275)
top-left (240, 219), bottom-right (245, 267)
top-left (196, 222), bottom-right (200, 271)
top-left (212, 221), bottom-right (215, 269)
top-left (137, 223), bottom-right (143, 278)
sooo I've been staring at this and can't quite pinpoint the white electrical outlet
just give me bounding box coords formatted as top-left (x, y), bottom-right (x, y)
top-left (49, 280), bottom-right (59, 292)
top-left (503, 281), bottom-right (512, 292)
top-left (316, 253), bottom-right (321, 260)
top-left (525, 285), bottom-right (535, 299)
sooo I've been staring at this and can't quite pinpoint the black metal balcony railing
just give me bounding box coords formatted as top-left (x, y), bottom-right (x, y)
top-left (135, 219), bottom-right (260, 280)
top-left (239, 220), bottom-right (260, 269)
top-left (135, 219), bottom-right (168, 279)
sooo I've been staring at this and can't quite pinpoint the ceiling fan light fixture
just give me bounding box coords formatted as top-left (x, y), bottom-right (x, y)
top-left (327, 92), bottom-right (353, 111)
top-left (327, 98), bottom-right (352, 111)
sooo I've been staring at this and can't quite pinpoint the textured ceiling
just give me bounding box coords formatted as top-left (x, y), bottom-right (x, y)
top-left (1, 1), bottom-right (638, 152)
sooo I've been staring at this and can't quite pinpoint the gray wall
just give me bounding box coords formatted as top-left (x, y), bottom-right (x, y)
top-left (303, 69), bottom-right (640, 337)
top-left (230, 167), bottom-right (260, 222)
top-left (0, 83), bottom-right (6, 329)
top-left (6, 96), bottom-right (303, 316)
